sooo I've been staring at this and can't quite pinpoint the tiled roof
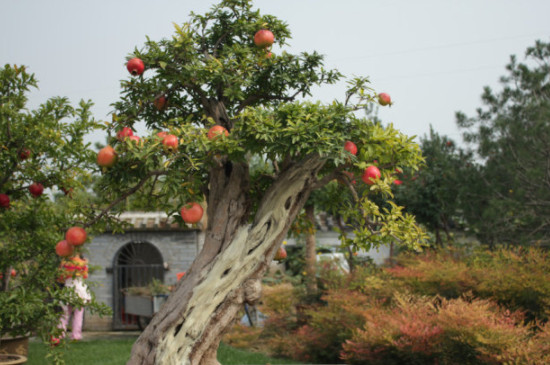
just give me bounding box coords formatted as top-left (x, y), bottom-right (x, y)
top-left (113, 210), bottom-right (332, 232)
top-left (116, 211), bottom-right (195, 231)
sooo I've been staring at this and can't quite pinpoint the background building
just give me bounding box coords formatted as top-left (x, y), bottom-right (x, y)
top-left (84, 212), bottom-right (202, 330)
top-left (83, 211), bottom-right (390, 330)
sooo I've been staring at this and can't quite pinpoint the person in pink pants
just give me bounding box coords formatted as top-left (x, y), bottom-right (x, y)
top-left (59, 305), bottom-right (85, 340)
top-left (57, 255), bottom-right (91, 341)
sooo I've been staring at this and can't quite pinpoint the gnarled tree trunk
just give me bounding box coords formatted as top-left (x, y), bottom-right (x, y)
top-left (128, 154), bottom-right (325, 365)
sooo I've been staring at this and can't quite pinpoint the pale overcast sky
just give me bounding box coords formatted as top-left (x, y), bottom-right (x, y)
top-left (2, 0), bottom-right (550, 146)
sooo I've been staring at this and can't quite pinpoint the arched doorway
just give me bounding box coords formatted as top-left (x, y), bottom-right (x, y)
top-left (112, 241), bottom-right (164, 329)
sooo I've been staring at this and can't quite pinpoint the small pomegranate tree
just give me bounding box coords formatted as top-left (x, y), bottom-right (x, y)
top-left (98, 0), bottom-right (425, 363)
top-left (0, 64), bottom-right (110, 359)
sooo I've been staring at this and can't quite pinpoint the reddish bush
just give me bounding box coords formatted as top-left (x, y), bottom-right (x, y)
top-left (383, 247), bottom-right (550, 322)
top-left (224, 247), bottom-right (550, 364)
top-left (522, 321), bottom-right (550, 364)
top-left (266, 289), bottom-right (372, 363)
top-left (342, 294), bottom-right (537, 365)
top-left (342, 294), bottom-right (443, 364)
top-left (387, 249), bottom-right (477, 299)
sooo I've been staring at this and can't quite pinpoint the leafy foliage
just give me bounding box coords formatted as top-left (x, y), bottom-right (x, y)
top-left (97, 0), bottom-right (426, 254)
top-left (0, 64), bottom-right (110, 360)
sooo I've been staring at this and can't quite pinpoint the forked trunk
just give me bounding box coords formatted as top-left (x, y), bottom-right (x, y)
top-left (128, 155), bottom-right (325, 365)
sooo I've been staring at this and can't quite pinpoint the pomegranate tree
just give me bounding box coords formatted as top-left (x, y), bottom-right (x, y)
top-left (0, 64), bottom-right (110, 357)
top-left (100, 1), bottom-right (425, 363)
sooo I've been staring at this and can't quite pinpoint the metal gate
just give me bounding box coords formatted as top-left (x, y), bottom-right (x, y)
top-left (112, 241), bottom-right (165, 330)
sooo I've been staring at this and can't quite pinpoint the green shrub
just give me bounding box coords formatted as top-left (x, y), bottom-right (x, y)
top-left (222, 323), bottom-right (264, 352)
top-left (260, 283), bottom-right (303, 332)
top-left (468, 247), bottom-right (550, 322)
top-left (256, 265), bottom-right (376, 363)
top-left (256, 283), bottom-right (305, 357)
top-left (318, 258), bottom-right (398, 304)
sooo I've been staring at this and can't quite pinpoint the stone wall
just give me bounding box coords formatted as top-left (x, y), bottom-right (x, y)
top-left (84, 229), bottom-right (201, 330)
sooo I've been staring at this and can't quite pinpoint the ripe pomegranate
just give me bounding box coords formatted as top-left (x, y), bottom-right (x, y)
top-left (162, 134), bottom-right (178, 152)
top-left (0, 194), bottom-right (10, 208)
top-left (126, 57), bottom-right (145, 76)
top-left (65, 226), bottom-right (87, 246)
top-left (50, 337), bottom-right (60, 347)
top-left (19, 148), bottom-right (31, 160)
top-left (362, 166), bottom-right (381, 185)
top-left (116, 127), bottom-right (134, 141)
top-left (97, 146), bottom-right (117, 167)
top-left (29, 182), bottom-right (44, 197)
top-left (55, 240), bottom-right (74, 257)
top-left (378, 93), bottom-right (392, 106)
top-left (207, 125), bottom-right (229, 140)
top-left (344, 141), bottom-right (358, 155)
top-left (180, 202), bottom-right (203, 224)
top-left (154, 95), bottom-right (167, 111)
top-left (254, 29), bottom-right (274, 48)
top-left (274, 246), bottom-right (287, 261)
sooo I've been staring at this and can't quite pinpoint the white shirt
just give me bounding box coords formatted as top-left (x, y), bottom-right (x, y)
top-left (65, 277), bottom-right (91, 302)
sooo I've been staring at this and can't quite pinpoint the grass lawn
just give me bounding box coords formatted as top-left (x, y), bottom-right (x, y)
top-left (27, 337), bottom-right (302, 365)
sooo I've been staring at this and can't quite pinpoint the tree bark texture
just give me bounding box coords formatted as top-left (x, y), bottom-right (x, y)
top-left (128, 154), bottom-right (325, 365)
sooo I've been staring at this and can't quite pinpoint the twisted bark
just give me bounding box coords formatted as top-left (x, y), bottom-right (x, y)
top-left (128, 154), bottom-right (325, 365)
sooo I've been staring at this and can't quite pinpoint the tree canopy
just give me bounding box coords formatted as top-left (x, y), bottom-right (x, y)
top-left (456, 40), bottom-right (550, 246)
top-left (99, 0), bottom-right (425, 251)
